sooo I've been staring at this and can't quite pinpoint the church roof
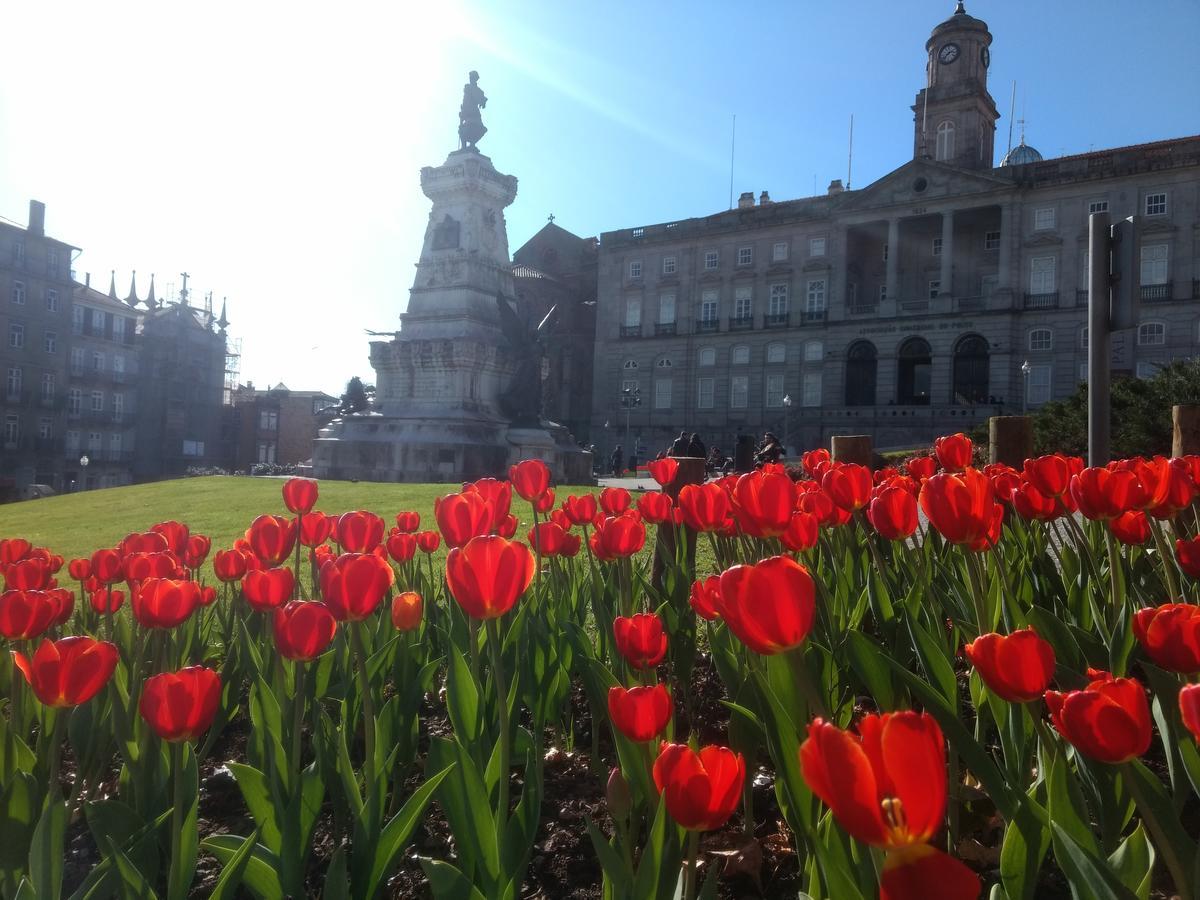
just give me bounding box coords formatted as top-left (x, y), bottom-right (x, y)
top-left (931, 1), bottom-right (988, 36)
top-left (1001, 141), bottom-right (1044, 166)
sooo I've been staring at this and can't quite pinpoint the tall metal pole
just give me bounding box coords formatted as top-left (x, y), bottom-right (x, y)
top-left (1087, 212), bottom-right (1111, 466)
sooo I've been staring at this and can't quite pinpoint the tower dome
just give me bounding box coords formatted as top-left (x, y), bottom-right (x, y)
top-left (1001, 140), bottom-right (1043, 166)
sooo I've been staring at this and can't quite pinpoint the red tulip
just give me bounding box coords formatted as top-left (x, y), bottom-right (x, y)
top-left (299, 511), bottom-right (333, 547)
top-left (200, 585), bottom-right (218, 607)
top-left (867, 487), bottom-right (919, 541)
top-left (528, 521), bottom-right (568, 556)
top-left (132, 578), bottom-right (202, 629)
top-left (282, 477), bottom-right (318, 515)
top-left (4, 557), bottom-right (51, 591)
top-left (0, 538), bottom-right (31, 564)
top-left (183, 534), bottom-right (212, 569)
top-left (213, 549), bottom-right (249, 583)
top-left (415, 530), bottom-right (441, 554)
top-left (533, 490), bottom-right (556, 514)
top-left (1045, 670), bottom-right (1152, 763)
top-left (496, 514), bottom-right (519, 539)
top-left (0, 590), bottom-right (58, 640)
top-left (152, 521), bottom-right (190, 556)
top-left (12, 637), bottom-right (119, 707)
top-left (613, 613), bottom-right (668, 669)
top-left (1023, 454), bottom-right (1072, 498)
top-left (780, 511), bottom-right (819, 552)
top-left (689, 576), bottom-right (721, 621)
top-left (562, 494), bottom-right (598, 526)
top-left (1069, 467), bottom-right (1145, 521)
top-left (90, 548), bottom-right (123, 584)
top-left (802, 448), bottom-right (832, 478)
top-left (386, 531), bottom-right (417, 564)
top-left (334, 510), bottom-right (385, 553)
top-left (963, 628), bottom-right (1056, 703)
top-left (509, 459), bottom-right (552, 502)
top-left (592, 514), bottom-right (646, 560)
top-left (934, 433), bottom-right (973, 471)
top-left (435, 492), bottom-right (494, 549)
top-left (733, 469), bottom-right (796, 537)
top-left (272, 601), bottom-right (337, 661)
top-left (677, 483), bottom-right (730, 532)
top-left (646, 458), bottom-right (679, 488)
top-left (122, 531), bottom-right (169, 555)
top-left (241, 567), bottom-right (296, 612)
top-left (560, 533), bottom-right (582, 558)
top-left (919, 469), bottom-right (1002, 550)
top-left (653, 742), bottom-right (744, 832)
top-left (321, 552), bottom-right (394, 622)
top-left (717, 556), bottom-right (815, 655)
top-left (445, 535), bottom-right (535, 621)
top-left (906, 455), bottom-right (938, 481)
top-left (391, 591), bottom-right (423, 632)
top-left (139, 666), bottom-right (221, 743)
top-left (636, 492), bottom-right (674, 525)
top-left (1010, 480), bottom-right (1059, 521)
top-left (1180, 684), bottom-right (1200, 742)
top-left (879, 843), bottom-right (983, 900)
top-left (248, 514), bottom-right (298, 566)
top-left (465, 478), bottom-right (513, 528)
top-left (600, 486), bottom-right (632, 517)
top-left (1109, 510), bottom-right (1150, 545)
top-left (394, 511), bottom-right (420, 533)
top-left (822, 464), bottom-right (873, 512)
top-left (608, 684), bottom-right (672, 742)
top-left (123, 552), bottom-right (178, 583)
top-left (1177, 536), bottom-right (1200, 579)
top-left (1132, 603), bottom-right (1200, 673)
top-left (47, 588), bottom-right (73, 626)
top-left (1143, 456), bottom-right (1196, 518)
top-left (90, 587), bottom-right (125, 613)
top-left (67, 558), bottom-right (91, 581)
top-left (798, 488), bottom-right (845, 527)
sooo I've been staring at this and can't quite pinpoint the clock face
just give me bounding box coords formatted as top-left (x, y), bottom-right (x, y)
top-left (938, 43), bottom-right (960, 64)
top-left (981, 47), bottom-right (991, 68)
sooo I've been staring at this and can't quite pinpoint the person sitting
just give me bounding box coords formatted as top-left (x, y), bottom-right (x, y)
top-left (755, 432), bottom-right (783, 467)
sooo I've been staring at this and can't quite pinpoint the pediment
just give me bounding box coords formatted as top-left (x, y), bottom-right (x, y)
top-left (840, 159), bottom-right (1013, 212)
top-left (1141, 220), bottom-right (1176, 235)
top-left (1023, 232), bottom-right (1063, 248)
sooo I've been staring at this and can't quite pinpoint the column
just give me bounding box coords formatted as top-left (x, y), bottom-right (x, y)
top-left (831, 226), bottom-right (848, 320)
top-left (996, 202), bottom-right (1013, 304)
top-left (883, 217), bottom-right (900, 316)
top-left (939, 210), bottom-right (954, 296)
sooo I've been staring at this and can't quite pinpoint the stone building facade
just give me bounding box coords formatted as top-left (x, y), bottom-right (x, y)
top-left (228, 383), bottom-right (339, 471)
top-left (589, 4), bottom-right (1200, 459)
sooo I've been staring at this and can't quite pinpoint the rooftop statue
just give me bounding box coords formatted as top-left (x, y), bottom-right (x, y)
top-left (458, 70), bottom-right (488, 150)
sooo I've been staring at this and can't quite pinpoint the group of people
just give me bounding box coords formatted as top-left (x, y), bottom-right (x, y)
top-left (607, 431), bottom-right (786, 478)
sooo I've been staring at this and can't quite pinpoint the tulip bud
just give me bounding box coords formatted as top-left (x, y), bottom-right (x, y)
top-left (606, 767), bottom-right (632, 822)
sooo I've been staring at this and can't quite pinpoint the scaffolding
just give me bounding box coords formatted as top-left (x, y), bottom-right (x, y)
top-left (224, 336), bottom-right (242, 406)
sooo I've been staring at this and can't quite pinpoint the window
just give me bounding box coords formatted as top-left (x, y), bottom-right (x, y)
top-left (879, 284), bottom-right (888, 302)
top-left (803, 372), bottom-right (822, 407)
top-left (981, 274), bottom-right (998, 298)
top-left (732, 344), bottom-right (750, 365)
top-left (624, 298), bottom-right (641, 327)
top-left (766, 343), bottom-right (786, 364)
top-left (734, 286), bottom-right (752, 320)
top-left (259, 410), bottom-right (279, 430)
top-left (654, 377), bottom-right (672, 409)
top-left (882, 243), bottom-right (889, 262)
top-left (700, 289), bottom-right (719, 323)
top-left (629, 260), bottom-right (642, 279)
top-left (257, 441), bottom-right (277, 464)
top-left (13, 242), bottom-right (24, 266)
top-left (698, 347), bottom-right (716, 367)
top-left (113, 317), bottom-right (126, 341)
top-left (4, 416), bottom-right (18, 446)
top-left (40, 373), bottom-right (54, 402)
top-left (772, 241), bottom-right (788, 262)
top-left (1145, 193), bottom-right (1167, 216)
top-left (70, 348), bottom-right (84, 374)
top-left (112, 393), bottom-right (124, 420)
top-left (1034, 207), bottom-right (1056, 231)
top-left (737, 246), bottom-right (753, 266)
top-left (898, 337), bottom-right (932, 405)
top-left (658, 293), bottom-right (676, 324)
top-left (1029, 328), bottom-right (1053, 351)
top-left (730, 375), bottom-right (749, 408)
top-left (92, 351), bottom-right (104, 372)
top-left (935, 120), bottom-right (955, 161)
top-left (1136, 361), bottom-right (1159, 380)
top-left (655, 357), bottom-right (673, 369)
top-left (91, 309), bottom-right (105, 331)
top-left (1088, 199), bottom-right (1109, 214)
top-left (9, 324), bottom-right (24, 349)
top-left (846, 341), bottom-right (877, 406)
top-left (1030, 257), bottom-right (1057, 294)
top-left (6, 367), bottom-right (22, 399)
top-left (1027, 364), bottom-right (1051, 406)
top-left (984, 231), bottom-right (1000, 251)
top-left (113, 355), bottom-right (125, 377)
top-left (932, 237), bottom-right (943, 257)
top-left (183, 440), bottom-right (205, 457)
top-left (769, 283), bottom-right (789, 316)
top-left (47, 250), bottom-right (60, 277)
top-left (620, 378), bottom-right (639, 394)
top-left (1078, 362), bottom-right (1088, 383)
top-left (11, 281), bottom-right (25, 305)
top-left (928, 280), bottom-right (941, 300)
top-left (38, 418), bottom-right (52, 440)
top-left (1138, 322), bottom-right (1166, 346)
top-left (704, 250), bottom-right (719, 270)
top-left (804, 339), bottom-right (823, 362)
top-left (1140, 243), bottom-right (1169, 286)
top-left (109, 432), bottom-right (122, 453)
top-left (809, 237), bottom-right (826, 257)
top-left (1079, 327), bottom-right (1089, 349)
top-left (72, 305), bottom-right (85, 333)
top-left (622, 359), bottom-right (639, 370)
top-left (46, 289), bottom-right (57, 312)
top-left (697, 377), bottom-right (714, 409)
top-left (662, 256), bottom-right (676, 275)
top-left (766, 374), bottom-right (784, 407)
top-left (44, 331), bottom-right (56, 353)
top-left (805, 279), bottom-right (826, 313)
top-left (91, 391), bottom-right (104, 412)
top-left (952, 334), bottom-right (989, 404)
top-left (67, 389), bottom-right (81, 415)
top-left (65, 430), bottom-right (79, 450)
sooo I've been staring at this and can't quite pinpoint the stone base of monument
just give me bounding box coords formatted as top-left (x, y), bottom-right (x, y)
top-left (312, 414), bottom-right (592, 485)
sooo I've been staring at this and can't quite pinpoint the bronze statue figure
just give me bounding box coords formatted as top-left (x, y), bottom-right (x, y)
top-left (458, 71), bottom-right (488, 150)
top-left (495, 292), bottom-right (555, 427)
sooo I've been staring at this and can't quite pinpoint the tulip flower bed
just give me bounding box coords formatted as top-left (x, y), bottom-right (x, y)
top-left (3, 438), bottom-right (1200, 900)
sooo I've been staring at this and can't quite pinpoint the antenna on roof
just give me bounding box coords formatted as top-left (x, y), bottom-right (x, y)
top-left (727, 114), bottom-right (736, 210)
top-left (1006, 81), bottom-right (1016, 155)
top-left (846, 114), bottom-right (855, 189)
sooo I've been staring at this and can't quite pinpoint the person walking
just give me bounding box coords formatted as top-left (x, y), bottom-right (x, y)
top-left (610, 444), bottom-right (624, 476)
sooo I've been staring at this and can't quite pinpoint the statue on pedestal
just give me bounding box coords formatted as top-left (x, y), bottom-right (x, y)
top-left (458, 71), bottom-right (488, 150)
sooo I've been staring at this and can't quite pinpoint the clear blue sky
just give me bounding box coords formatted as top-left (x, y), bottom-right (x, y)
top-left (1, 0), bottom-right (1196, 395)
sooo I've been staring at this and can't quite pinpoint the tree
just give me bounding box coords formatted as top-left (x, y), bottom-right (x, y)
top-left (340, 376), bottom-right (369, 414)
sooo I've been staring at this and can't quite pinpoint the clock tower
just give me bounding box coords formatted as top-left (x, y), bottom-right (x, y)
top-left (912, 2), bottom-right (999, 169)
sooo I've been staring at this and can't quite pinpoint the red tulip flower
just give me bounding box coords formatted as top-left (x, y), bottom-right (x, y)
top-left (613, 613), bottom-right (668, 669)
top-left (879, 843), bottom-right (983, 900)
top-left (533, 490), bottom-right (556, 514)
top-left (123, 551), bottom-right (178, 583)
top-left (717, 556), bottom-right (815, 655)
top-left (152, 521), bottom-right (190, 556)
top-left (415, 530), bottom-right (442, 554)
top-left (272, 601), bottom-right (337, 661)
top-left (387, 530), bottom-right (417, 564)
top-left (0, 590), bottom-right (58, 640)
top-left (1132, 603), bottom-right (1200, 673)
top-left (780, 511), bottom-right (820, 552)
top-left (963, 628), bottom-right (1056, 702)
top-left (435, 492), bottom-right (494, 549)
top-left (802, 448), bottom-right (832, 478)
top-left (334, 510), bottom-right (385, 553)
top-left (1069, 467), bottom-right (1145, 521)
top-left (509, 459), bottom-right (552, 502)
top-left (394, 511), bottom-right (421, 533)
top-left (445, 535), bottom-right (535, 621)
top-left (90, 587), bottom-right (125, 614)
top-left (560, 533), bottom-right (582, 558)
top-left (4, 557), bottom-right (51, 591)
top-left (0, 538), bottom-right (31, 564)
top-left (906, 455), bottom-right (938, 481)
top-left (132, 578), bottom-right (202, 629)
top-left (213, 549), bottom-right (250, 583)
top-left (67, 558), bottom-right (91, 581)
top-left (241, 567), bottom-right (296, 612)
top-left (1109, 510), bottom-right (1150, 545)
top-left (122, 531), bottom-right (169, 555)
top-left (90, 548), bottom-right (123, 584)
top-left (867, 487), bottom-right (919, 541)
top-left (689, 576), bottom-right (722, 621)
top-left (1045, 670), bottom-right (1152, 764)
top-left (1180, 684), bottom-right (1200, 742)
top-left (282, 477), bottom-right (319, 515)
top-left (248, 514), bottom-right (298, 566)
top-left (12, 636), bottom-right (119, 707)
top-left (608, 684), bottom-right (672, 742)
top-left (1010, 480), bottom-right (1059, 521)
top-left (47, 588), bottom-right (73, 627)
top-left (465, 478), bottom-right (513, 528)
top-left (562, 494), bottom-right (598, 526)
top-left (593, 514), bottom-right (646, 559)
top-left (321, 552), bottom-right (394, 622)
top-left (528, 521), bottom-right (568, 556)
top-left (600, 486), bottom-right (632, 517)
top-left (653, 742), bottom-right (744, 832)
top-left (1143, 456), bottom-right (1196, 518)
top-left (391, 591), bottom-right (423, 632)
top-left (919, 468), bottom-right (1003, 550)
top-left (637, 492), bottom-right (674, 525)
top-left (139, 666), bottom-right (221, 743)
top-left (1023, 454), bottom-right (1072, 498)
top-left (299, 511), bottom-right (333, 547)
top-left (646, 457), bottom-right (679, 488)
top-left (934, 433), bottom-right (973, 471)
top-left (677, 482), bottom-right (731, 532)
top-left (822, 464), bottom-right (873, 512)
top-left (1176, 536), bottom-right (1200, 579)
top-left (183, 534), bottom-right (212, 569)
top-left (733, 469), bottom-right (796, 537)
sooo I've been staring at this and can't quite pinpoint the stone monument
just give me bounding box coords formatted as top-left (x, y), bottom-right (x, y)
top-left (312, 73), bottom-right (592, 483)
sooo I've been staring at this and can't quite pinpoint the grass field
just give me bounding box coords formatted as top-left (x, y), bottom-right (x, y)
top-left (0, 476), bottom-right (605, 574)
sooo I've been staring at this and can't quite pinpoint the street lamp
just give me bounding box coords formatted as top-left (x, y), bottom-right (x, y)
top-left (782, 394), bottom-right (792, 458)
top-left (79, 454), bottom-right (89, 492)
top-left (619, 388), bottom-right (641, 473)
top-left (1020, 360), bottom-right (1032, 414)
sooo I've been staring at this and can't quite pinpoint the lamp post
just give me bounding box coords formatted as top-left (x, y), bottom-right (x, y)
top-left (1020, 360), bottom-right (1031, 414)
top-left (79, 454), bottom-right (89, 492)
top-left (782, 394), bottom-right (792, 458)
top-left (620, 388), bottom-right (641, 473)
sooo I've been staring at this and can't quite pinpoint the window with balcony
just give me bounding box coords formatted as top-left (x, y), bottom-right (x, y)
top-left (765, 374), bottom-right (785, 408)
top-left (44, 331), bottom-right (56, 354)
top-left (1140, 243), bottom-right (1168, 286)
top-left (662, 256), bottom-right (676, 275)
top-left (1034, 207), bottom-right (1056, 231)
top-left (46, 289), bottom-right (57, 312)
top-left (623, 298), bottom-right (641, 333)
top-left (769, 283), bottom-right (789, 318)
top-left (730, 375), bottom-right (749, 408)
top-left (733, 286), bottom-right (753, 326)
top-left (1029, 328), bottom-right (1053, 351)
top-left (1138, 322), bottom-right (1166, 346)
top-left (772, 241), bottom-right (788, 262)
top-left (697, 377), bottom-right (714, 409)
top-left (700, 290), bottom-right (719, 327)
top-left (1145, 192), bottom-right (1167, 216)
top-left (804, 280), bottom-right (826, 318)
top-left (704, 250), bottom-right (719, 271)
top-left (9, 324), bottom-right (24, 350)
top-left (737, 246), bottom-right (753, 266)
top-left (657, 292), bottom-right (676, 326)
top-left (1029, 256), bottom-right (1057, 295)
top-left (11, 281), bottom-right (25, 305)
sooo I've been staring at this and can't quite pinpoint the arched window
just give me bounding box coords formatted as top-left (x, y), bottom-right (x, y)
top-left (804, 339), bottom-right (824, 362)
top-left (655, 357), bottom-right (673, 368)
top-left (698, 347), bottom-right (716, 367)
top-left (766, 342), bottom-right (786, 364)
top-left (1029, 328), bottom-right (1053, 352)
top-left (952, 334), bottom-right (989, 404)
top-left (845, 341), bottom-right (877, 406)
top-left (732, 345), bottom-right (750, 365)
top-left (935, 121), bottom-right (956, 161)
top-left (1138, 322), bottom-right (1166, 346)
top-left (897, 337), bottom-right (932, 405)
top-left (622, 359), bottom-right (638, 370)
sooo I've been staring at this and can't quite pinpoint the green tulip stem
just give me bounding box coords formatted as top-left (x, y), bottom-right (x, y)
top-left (1148, 521), bottom-right (1182, 600)
top-left (1121, 761), bottom-right (1193, 900)
top-left (45, 708), bottom-right (63, 805)
top-left (1103, 528), bottom-right (1126, 630)
top-left (964, 550), bottom-right (990, 636)
top-left (486, 617), bottom-right (510, 825)
top-left (291, 661), bottom-right (305, 798)
top-left (169, 740), bottom-right (185, 899)
top-left (683, 830), bottom-right (700, 900)
top-left (293, 513), bottom-right (303, 600)
top-left (349, 620), bottom-right (376, 795)
top-left (9, 639), bottom-right (23, 745)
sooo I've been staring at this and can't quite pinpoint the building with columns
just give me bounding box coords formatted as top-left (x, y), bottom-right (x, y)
top-left (589, 3), bottom-right (1200, 458)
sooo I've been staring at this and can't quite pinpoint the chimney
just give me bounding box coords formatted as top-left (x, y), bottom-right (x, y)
top-left (827, 179), bottom-right (845, 195)
top-left (737, 191), bottom-right (755, 209)
top-left (28, 200), bottom-right (45, 236)
top-left (759, 191), bottom-right (772, 205)
top-left (85, 273), bottom-right (91, 288)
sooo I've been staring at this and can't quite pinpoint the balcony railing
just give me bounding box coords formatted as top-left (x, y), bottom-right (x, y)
top-left (653, 322), bottom-right (677, 337)
top-left (1076, 289), bottom-right (1089, 306)
top-left (1141, 284), bottom-right (1171, 302)
top-left (848, 303), bottom-right (878, 316)
top-left (728, 316), bottom-right (754, 331)
top-left (618, 325), bottom-right (642, 339)
top-left (801, 309), bottom-right (826, 324)
top-left (900, 299), bottom-right (930, 312)
top-left (956, 296), bottom-right (986, 312)
top-left (1023, 291), bottom-right (1060, 310)
top-left (764, 313), bottom-right (790, 329)
top-left (694, 318), bottom-right (719, 334)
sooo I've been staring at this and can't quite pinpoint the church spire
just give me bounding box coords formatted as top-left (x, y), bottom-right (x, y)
top-left (217, 297), bottom-right (229, 332)
top-left (125, 270), bottom-right (139, 307)
top-left (146, 273), bottom-right (157, 309)
top-left (108, 270), bottom-right (117, 299)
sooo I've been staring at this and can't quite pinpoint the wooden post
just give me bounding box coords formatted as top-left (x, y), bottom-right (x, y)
top-left (651, 457), bottom-right (705, 596)
top-left (988, 416), bottom-right (1034, 467)
top-left (1172, 405), bottom-right (1200, 457)
top-left (830, 435), bottom-right (872, 467)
